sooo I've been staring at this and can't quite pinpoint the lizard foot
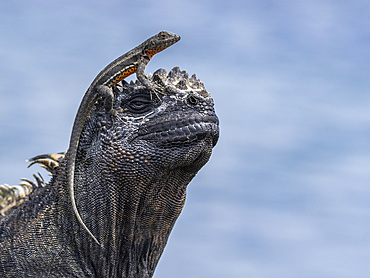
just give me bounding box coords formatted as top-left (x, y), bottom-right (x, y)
top-left (109, 108), bottom-right (129, 127)
top-left (148, 84), bottom-right (166, 101)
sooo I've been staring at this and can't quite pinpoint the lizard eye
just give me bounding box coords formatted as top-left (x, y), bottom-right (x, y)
top-left (158, 31), bottom-right (168, 40)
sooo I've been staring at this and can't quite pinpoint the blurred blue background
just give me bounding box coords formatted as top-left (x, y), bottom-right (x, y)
top-left (0, 1), bottom-right (369, 277)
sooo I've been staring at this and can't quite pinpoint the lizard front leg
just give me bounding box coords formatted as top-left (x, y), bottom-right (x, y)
top-left (95, 85), bottom-right (126, 126)
top-left (136, 57), bottom-right (165, 101)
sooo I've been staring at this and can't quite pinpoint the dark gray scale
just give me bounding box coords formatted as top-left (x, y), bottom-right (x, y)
top-left (0, 67), bottom-right (219, 278)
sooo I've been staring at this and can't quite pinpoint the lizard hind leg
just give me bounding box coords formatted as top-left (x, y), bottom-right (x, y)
top-left (96, 85), bottom-right (129, 127)
top-left (109, 108), bottom-right (129, 127)
top-left (96, 85), bottom-right (115, 114)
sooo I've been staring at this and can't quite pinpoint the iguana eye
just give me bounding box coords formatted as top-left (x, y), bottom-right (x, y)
top-left (130, 100), bottom-right (147, 110)
top-left (126, 95), bottom-right (153, 113)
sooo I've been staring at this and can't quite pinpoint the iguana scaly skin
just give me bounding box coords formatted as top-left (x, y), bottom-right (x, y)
top-left (0, 65), bottom-right (219, 277)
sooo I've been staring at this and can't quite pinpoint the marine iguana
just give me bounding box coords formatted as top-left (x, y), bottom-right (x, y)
top-left (0, 62), bottom-right (219, 276)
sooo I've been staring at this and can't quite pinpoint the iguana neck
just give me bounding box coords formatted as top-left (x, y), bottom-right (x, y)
top-left (58, 155), bottom-right (196, 277)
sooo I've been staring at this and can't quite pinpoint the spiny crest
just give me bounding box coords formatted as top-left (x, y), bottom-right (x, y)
top-left (0, 153), bottom-right (64, 216)
top-left (122, 66), bottom-right (209, 98)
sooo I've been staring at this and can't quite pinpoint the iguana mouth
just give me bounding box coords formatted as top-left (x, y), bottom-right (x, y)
top-left (137, 114), bottom-right (219, 146)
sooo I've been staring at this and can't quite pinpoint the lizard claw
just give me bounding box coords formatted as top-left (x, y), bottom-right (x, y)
top-left (149, 84), bottom-right (166, 101)
top-left (108, 108), bottom-right (129, 127)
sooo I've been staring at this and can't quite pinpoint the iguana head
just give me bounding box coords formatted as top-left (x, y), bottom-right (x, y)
top-left (74, 66), bottom-right (219, 276)
top-left (117, 67), bottom-right (219, 170)
top-left (86, 66), bottom-right (219, 175)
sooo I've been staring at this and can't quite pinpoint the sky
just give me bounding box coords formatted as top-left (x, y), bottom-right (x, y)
top-left (0, 0), bottom-right (370, 277)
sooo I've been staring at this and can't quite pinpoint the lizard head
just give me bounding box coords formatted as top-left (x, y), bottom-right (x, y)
top-left (142, 31), bottom-right (181, 58)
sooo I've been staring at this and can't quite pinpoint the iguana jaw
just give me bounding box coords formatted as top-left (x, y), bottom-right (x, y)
top-left (137, 113), bottom-right (219, 147)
